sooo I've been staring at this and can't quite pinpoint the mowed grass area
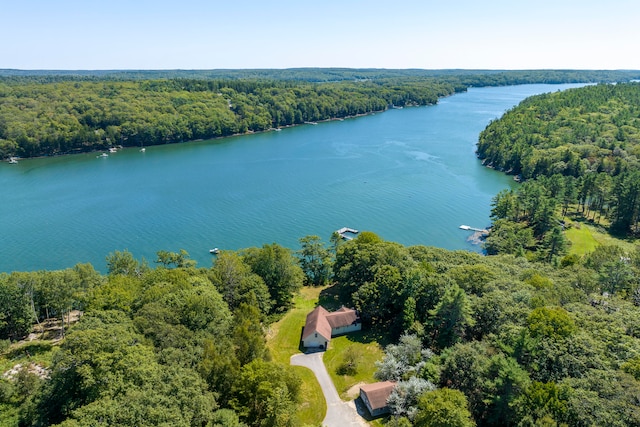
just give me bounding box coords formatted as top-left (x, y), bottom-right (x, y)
top-left (564, 216), bottom-right (638, 256)
top-left (323, 331), bottom-right (385, 400)
top-left (565, 223), bottom-right (599, 256)
top-left (266, 286), bottom-right (326, 425)
top-left (267, 286), bottom-right (324, 364)
top-left (266, 285), bottom-right (390, 422)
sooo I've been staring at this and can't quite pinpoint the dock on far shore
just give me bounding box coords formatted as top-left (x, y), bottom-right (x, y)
top-left (459, 225), bottom-right (489, 233)
top-left (336, 227), bottom-right (359, 240)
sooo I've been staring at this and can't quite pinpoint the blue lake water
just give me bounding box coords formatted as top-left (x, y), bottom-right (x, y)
top-left (0, 84), bottom-right (584, 272)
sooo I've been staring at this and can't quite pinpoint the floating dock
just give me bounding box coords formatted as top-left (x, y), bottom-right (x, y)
top-left (336, 227), bottom-right (359, 240)
top-left (459, 225), bottom-right (488, 233)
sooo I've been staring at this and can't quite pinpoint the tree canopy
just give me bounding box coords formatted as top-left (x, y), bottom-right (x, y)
top-left (478, 83), bottom-right (640, 236)
top-left (3, 69), bottom-right (640, 159)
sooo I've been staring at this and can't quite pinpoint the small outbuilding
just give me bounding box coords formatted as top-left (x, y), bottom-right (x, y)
top-left (360, 381), bottom-right (396, 417)
top-left (301, 306), bottom-right (361, 349)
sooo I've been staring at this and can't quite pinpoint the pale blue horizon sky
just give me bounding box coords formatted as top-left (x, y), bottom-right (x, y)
top-left (2, 0), bottom-right (639, 70)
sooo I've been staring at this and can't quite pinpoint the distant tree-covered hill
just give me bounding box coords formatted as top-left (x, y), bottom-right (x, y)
top-left (2, 69), bottom-right (640, 159)
top-left (0, 78), bottom-right (457, 159)
top-left (1, 68), bottom-right (639, 83)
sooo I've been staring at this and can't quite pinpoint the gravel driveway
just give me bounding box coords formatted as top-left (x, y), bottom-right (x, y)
top-left (291, 352), bottom-right (369, 427)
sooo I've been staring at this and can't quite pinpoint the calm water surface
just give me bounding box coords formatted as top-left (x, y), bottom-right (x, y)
top-left (0, 84), bottom-right (584, 272)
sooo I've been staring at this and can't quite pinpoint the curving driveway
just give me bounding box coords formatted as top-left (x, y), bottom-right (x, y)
top-left (291, 352), bottom-right (368, 427)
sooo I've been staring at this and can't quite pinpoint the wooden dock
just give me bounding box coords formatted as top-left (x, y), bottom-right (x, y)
top-left (336, 227), bottom-right (359, 240)
top-left (459, 225), bottom-right (488, 233)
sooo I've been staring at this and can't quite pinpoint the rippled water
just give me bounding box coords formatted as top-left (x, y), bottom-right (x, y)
top-left (0, 84), bottom-right (584, 272)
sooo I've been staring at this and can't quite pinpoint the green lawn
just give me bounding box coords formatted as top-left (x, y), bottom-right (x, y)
top-left (291, 366), bottom-right (326, 426)
top-left (266, 286), bottom-right (326, 426)
top-left (267, 286), bottom-right (323, 364)
top-left (323, 332), bottom-right (385, 400)
top-left (266, 285), bottom-right (388, 422)
top-left (564, 218), bottom-right (638, 256)
top-left (565, 223), bottom-right (599, 256)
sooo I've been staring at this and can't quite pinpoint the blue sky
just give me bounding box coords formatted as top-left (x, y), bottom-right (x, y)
top-left (2, 0), bottom-right (639, 70)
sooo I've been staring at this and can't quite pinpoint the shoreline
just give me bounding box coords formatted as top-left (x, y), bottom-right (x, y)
top-left (3, 106), bottom-right (424, 162)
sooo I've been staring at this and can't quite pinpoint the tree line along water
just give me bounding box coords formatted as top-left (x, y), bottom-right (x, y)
top-left (0, 84), bottom-right (585, 273)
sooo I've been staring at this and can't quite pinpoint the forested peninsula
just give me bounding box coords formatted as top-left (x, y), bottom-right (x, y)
top-left (476, 83), bottom-right (640, 258)
top-left (2, 69), bottom-right (640, 159)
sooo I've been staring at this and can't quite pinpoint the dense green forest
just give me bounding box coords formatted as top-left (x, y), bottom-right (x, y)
top-left (3, 70), bottom-right (640, 426)
top-left (0, 78), bottom-right (455, 158)
top-left (2, 69), bottom-right (640, 159)
top-left (477, 83), bottom-right (640, 245)
top-left (2, 233), bottom-right (640, 426)
top-left (1, 246), bottom-right (304, 427)
top-left (2, 68), bottom-right (639, 83)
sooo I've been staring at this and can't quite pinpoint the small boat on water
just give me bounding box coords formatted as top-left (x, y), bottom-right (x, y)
top-left (8, 157), bottom-right (18, 164)
top-left (209, 248), bottom-right (220, 254)
top-left (97, 153), bottom-right (108, 158)
top-left (140, 148), bottom-right (146, 152)
top-left (109, 147), bottom-right (117, 153)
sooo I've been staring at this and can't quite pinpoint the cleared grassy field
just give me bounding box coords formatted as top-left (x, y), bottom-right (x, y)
top-left (323, 331), bottom-right (385, 400)
top-left (267, 286), bottom-right (323, 363)
top-left (565, 218), bottom-right (637, 256)
top-left (266, 286), bottom-right (326, 425)
top-left (565, 223), bottom-right (599, 255)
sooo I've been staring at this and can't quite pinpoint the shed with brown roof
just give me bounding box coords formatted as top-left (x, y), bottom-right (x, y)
top-left (360, 381), bottom-right (396, 417)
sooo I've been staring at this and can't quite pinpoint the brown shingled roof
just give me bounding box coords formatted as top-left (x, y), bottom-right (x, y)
top-left (302, 306), bottom-right (359, 342)
top-left (360, 381), bottom-right (396, 411)
top-left (302, 306), bottom-right (331, 341)
top-left (325, 307), bottom-right (359, 329)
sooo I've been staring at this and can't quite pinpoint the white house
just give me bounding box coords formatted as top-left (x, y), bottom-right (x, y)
top-left (301, 306), bottom-right (361, 349)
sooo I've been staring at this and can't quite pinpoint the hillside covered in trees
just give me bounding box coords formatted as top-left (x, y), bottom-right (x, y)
top-left (477, 83), bottom-right (640, 242)
top-left (0, 78), bottom-right (454, 159)
top-left (2, 232), bottom-right (640, 426)
top-left (2, 69), bottom-right (640, 159)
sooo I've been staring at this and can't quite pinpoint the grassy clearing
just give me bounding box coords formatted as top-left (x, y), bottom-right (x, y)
top-left (267, 286), bottom-right (323, 364)
top-left (323, 332), bottom-right (385, 400)
top-left (266, 285), bottom-right (390, 421)
top-left (565, 224), bottom-right (598, 256)
top-left (564, 216), bottom-right (638, 256)
top-left (292, 365), bottom-right (325, 425)
top-left (266, 286), bottom-right (326, 425)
